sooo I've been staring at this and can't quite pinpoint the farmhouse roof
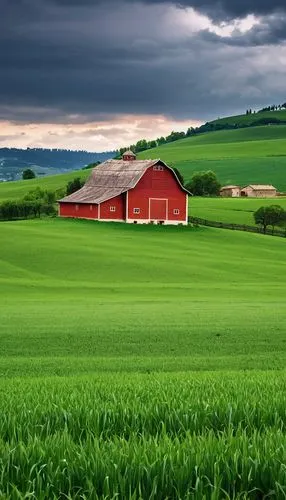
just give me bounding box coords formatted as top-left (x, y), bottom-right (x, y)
top-left (220, 185), bottom-right (241, 190)
top-left (59, 159), bottom-right (190, 204)
top-left (243, 184), bottom-right (277, 191)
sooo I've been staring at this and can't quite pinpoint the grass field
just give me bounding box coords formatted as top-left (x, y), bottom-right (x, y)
top-left (139, 125), bottom-right (286, 190)
top-left (0, 167), bottom-right (91, 202)
top-left (1, 218), bottom-right (286, 497)
top-left (190, 196), bottom-right (286, 225)
top-left (211, 109), bottom-right (286, 126)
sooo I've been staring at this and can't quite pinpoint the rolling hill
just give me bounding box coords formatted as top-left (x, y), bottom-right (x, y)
top-left (1, 218), bottom-right (286, 497)
top-left (0, 167), bottom-right (91, 202)
top-left (210, 109), bottom-right (286, 127)
top-left (191, 196), bottom-right (286, 225)
top-left (139, 124), bottom-right (286, 191)
top-left (0, 148), bottom-right (114, 181)
top-left (2, 218), bottom-right (286, 374)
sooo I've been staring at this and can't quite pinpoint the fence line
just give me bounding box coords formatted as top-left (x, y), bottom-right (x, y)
top-left (189, 216), bottom-right (286, 238)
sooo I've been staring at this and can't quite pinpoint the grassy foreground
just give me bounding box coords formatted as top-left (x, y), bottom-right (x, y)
top-left (1, 219), bottom-right (286, 498)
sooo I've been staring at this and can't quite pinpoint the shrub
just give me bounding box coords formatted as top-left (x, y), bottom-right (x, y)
top-left (66, 178), bottom-right (84, 195)
top-left (22, 168), bottom-right (36, 180)
top-left (186, 171), bottom-right (221, 196)
top-left (254, 205), bottom-right (286, 233)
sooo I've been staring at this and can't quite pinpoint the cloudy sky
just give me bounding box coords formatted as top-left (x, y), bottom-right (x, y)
top-left (1, 0), bottom-right (286, 151)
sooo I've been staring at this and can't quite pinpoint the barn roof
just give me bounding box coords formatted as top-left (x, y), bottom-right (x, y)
top-left (220, 185), bottom-right (241, 190)
top-left (243, 184), bottom-right (277, 191)
top-left (59, 159), bottom-right (189, 204)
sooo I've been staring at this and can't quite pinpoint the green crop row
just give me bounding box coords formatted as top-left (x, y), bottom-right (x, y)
top-left (0, 372), bottom-right (285, 499)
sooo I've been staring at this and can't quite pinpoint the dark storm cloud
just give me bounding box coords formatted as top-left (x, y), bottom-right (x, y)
top-left (47, 0), bottom-right (286, 19)
top-left (1, 0), bottom-right (286, 125)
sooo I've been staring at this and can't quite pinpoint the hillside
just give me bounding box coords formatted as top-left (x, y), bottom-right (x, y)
top-left (191, 196), bottom-right (286, 225)
top-left (1, 219), bottom-right (286, 497)
top-left (210, 109), bottom-right (286, 127)
top-left (1, 122), bottom-right (286, 204)
top-left (139, 125), bottom-right (286, 190)
top-left (2, 218), bottom-right (286, 373)
top-left (0, 167), bottom-right (91, 201)
top-left (0, 147), bottom-right (114, 182)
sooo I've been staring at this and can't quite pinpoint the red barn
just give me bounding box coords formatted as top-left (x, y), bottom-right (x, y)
top-left (59, 151), bottom-right (189, 225)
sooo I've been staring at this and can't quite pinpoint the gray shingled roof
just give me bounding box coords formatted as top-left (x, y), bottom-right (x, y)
top-left (59, 158), bottom-right (189, 204)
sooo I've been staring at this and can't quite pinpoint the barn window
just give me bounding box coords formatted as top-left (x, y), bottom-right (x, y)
top-left (153, 165), bottom-right (164, 171)
top-left (133, 208), bottom-right (140, 214)
top-left (90, 205), bottom-right (93, 211)
top-left (173, 209), bottom-right (180, 215)
top-left (110, 206), bottom-right (116, 212)
top-left (75, 204), bottom-right (79, 211)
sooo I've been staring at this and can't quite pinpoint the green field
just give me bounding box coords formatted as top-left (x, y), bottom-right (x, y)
top-left (1, 218), bottom-right (286, 497)
top-left (139, 125), bottom-right (286, 190)
top-left (190, 196), bottom-right (286, 225)
top-left (211, 109), bottom-right (286, 126)
top-left (0, 168), bottom-right (91, 202)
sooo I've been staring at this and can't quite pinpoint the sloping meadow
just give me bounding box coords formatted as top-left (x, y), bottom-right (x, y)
top-left (1, 219), bottom-right (286, 498)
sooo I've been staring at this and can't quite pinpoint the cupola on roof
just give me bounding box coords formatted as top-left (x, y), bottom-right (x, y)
top-left (123, 150), bottom-right (136, 158)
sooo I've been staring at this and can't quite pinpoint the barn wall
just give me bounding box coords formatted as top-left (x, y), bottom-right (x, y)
top-left (241, 188), bottom-right (277, 198)
top-left (59, 202), bottom-right (98, 219)
top-left (127, 166), bottom-right (187, 223)
top-left (99, 194), bottom-right (125, 220)
top-left (220, 188), bottom-right (241, 198)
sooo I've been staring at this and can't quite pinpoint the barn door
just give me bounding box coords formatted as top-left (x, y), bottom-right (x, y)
top-left (149, 198), bottom-right (167, 220)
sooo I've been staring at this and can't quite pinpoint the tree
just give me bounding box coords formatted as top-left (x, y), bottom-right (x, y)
top-left (254, 205), bottom-right (285, 233)
top-left (185, 171), bottom-right (221, 196)
top-left (66, 177), bottom-right (84, 196)
top-left (23, 187), bottom-right (56, 205)
top-left (22, 168), bottom-right (36, 180)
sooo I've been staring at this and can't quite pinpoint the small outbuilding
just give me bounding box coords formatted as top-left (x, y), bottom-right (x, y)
top-left (220, 185), bottom-right (241, 197)
top-left (59, 151), bottom-right (190, 225)
top-left (241, 185), bottom-right (277, 198)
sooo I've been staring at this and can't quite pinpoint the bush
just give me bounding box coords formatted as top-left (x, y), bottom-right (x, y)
top-left (66, 178), bottom-right (84, 196)
top-left (254, 205), bottom-right (286, 233)
top-left (22, 168), bottom-right (36, 180)
top-left (0, 188), bottom-right (57, 221)
top-left (185, 171), bottom-right (221, 196)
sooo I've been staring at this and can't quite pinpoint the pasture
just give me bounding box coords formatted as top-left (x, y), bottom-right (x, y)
top-left (0, 168), bottom-right (91, 202)
top-left (139, 125), bottom-right (286, 190)
top-left (1, 218), bottom-right (286, 497)
top-left (190, 196), bottom-right (286, 225)
top-left (211, 109), bottom-right (286, 126)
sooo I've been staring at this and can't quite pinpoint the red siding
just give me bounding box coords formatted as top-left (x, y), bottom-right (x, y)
top-left (59, 202), bottom-right (98, 219)
top-left (127, 166), bottom-right (187, 222)
top-left (99, 194), bottom-right (125, 220)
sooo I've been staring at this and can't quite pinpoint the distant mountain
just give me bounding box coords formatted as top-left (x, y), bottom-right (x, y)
top-left (0, 148), bottom-right (116, 182)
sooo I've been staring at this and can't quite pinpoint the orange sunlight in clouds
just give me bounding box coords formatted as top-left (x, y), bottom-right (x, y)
top-left (0, 115), bottom-right (202, 151)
